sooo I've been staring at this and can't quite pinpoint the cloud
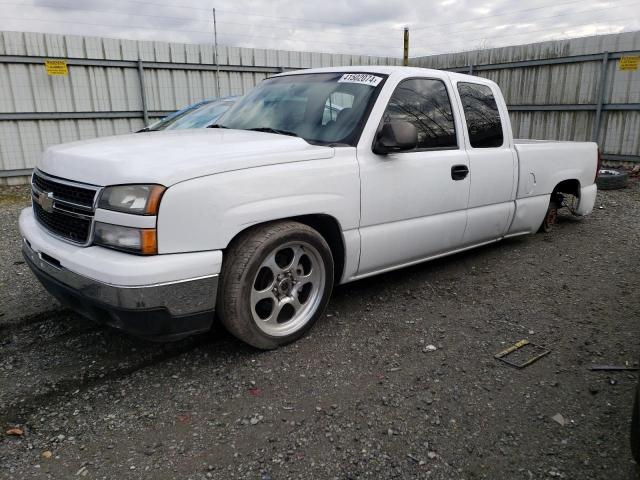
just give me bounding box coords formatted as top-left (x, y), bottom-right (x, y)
top-left (2, 0), bottom-right (638, 57)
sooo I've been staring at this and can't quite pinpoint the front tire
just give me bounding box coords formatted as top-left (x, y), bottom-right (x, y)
top-left (217, 221), bottom-right (334, 350)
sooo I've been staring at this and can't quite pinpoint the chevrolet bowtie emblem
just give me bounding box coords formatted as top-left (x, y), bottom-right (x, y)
top-left (38, 191), bottom-right (55, 213)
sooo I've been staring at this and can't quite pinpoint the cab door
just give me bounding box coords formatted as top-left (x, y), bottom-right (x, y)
top-left (356, 76), bottom-right (470, 276)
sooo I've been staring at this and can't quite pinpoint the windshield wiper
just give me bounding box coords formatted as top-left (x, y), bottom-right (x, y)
top-left (245, 127), bottom-right (299, 137)
top-left (207, 123), bottom-right (229, 129)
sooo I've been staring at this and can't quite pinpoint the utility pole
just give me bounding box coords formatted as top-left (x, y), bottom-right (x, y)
top-left (212, 7), bottom-right (221, 98)
top-left (403, 27), bottom-right (409, 66)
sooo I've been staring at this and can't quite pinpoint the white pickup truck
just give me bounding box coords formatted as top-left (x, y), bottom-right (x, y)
top-left (19, 66), bottom-right (599, 348)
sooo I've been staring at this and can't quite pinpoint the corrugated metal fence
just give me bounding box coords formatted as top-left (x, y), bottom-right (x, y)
top-left (411, 31), bottom-right (640, 165)
top-left (0, 31), bottom-right (400, 184)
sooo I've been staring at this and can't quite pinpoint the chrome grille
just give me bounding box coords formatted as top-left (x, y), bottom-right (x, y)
top-left (31, 170), bottom-right (101, 245)
top-left (32, 173), bottom-right (96, 208)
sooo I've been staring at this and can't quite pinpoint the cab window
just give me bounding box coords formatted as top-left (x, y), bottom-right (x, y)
top-left (381, 78), bottom-right (457, 150)
top-left (457, 82), bottom-right (504, 148)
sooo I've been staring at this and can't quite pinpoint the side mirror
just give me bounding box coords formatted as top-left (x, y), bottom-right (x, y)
top-left (373, 120), bottom-right (418, 155)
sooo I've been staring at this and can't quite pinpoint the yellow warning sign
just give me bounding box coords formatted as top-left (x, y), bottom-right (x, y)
top-left (619, 56), bottom-right (639, 71)
top-left (44, 59), bottom-right (68, 76)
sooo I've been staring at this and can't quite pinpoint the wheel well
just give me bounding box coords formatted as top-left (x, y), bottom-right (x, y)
top-left (225, 215), bottom-right (346, 284)
top-left (553, 179), bottom-right (580, 197)
top-left (292, 214), bottom-right (345, 283)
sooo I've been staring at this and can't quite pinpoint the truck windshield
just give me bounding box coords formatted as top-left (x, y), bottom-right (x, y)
top-left (215, 72), bottom-right (386, 146)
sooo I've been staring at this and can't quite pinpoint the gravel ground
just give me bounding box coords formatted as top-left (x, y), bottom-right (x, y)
top-left (0, 183), bottom-right (639, 480)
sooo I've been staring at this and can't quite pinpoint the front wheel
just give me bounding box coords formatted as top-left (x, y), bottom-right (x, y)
top-left (217, 221), bottom-right (334, 350)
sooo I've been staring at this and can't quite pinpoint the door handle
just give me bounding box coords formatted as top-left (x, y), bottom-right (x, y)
top-left (451, 165), bottom-right (469, 180)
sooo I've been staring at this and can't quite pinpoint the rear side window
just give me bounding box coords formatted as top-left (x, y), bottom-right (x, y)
top-left (382, 78), bottom-right (457, 150)
top-left (457, 82), bottom-right (504, 148)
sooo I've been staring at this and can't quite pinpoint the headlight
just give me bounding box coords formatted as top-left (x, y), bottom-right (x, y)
top-left (98, 184), bottom-right (165, 215)
top-left (94, 222), bottom-right (157, 255)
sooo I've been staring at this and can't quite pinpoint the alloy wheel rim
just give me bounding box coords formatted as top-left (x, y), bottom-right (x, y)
top-left (250, 241), bottom-right (325, 337)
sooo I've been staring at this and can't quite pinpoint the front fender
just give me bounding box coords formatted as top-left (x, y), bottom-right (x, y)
top-left (156, 154), bottom-right (360, 254)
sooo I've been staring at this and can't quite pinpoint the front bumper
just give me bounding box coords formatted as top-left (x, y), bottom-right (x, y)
top-left (21, 210), bottom-right (218, 341)
top-left (23, 240), bottom-right (218, 341)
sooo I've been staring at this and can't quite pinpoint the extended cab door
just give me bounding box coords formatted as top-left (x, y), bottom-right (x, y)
top-left (356, 75), bottom-right (470, 276)
top-left (452, 80), bottom-right (518, 244)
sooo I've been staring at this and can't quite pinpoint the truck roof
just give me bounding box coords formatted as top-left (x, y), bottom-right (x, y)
top-left (272, 65), bottom-right (489, 85)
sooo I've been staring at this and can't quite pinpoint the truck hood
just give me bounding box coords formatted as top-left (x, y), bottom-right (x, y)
top-left (38, 129), bottom-right (335, 186)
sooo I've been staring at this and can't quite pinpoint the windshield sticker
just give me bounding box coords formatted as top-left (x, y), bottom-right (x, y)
top-left (338, 73), bottom-right (383, 87)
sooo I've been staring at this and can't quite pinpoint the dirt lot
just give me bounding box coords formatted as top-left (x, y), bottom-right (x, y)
top-left (0, 183), bottom-right (639, 480)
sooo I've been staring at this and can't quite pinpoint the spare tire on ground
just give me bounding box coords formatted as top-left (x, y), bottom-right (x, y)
top-left (596, 169), bottom-right (628, 190)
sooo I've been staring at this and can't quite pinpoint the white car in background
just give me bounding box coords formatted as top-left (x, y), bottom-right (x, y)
top-left (138, 96), bottom-right (239, 132)
top-left (20, 66), bottom-right (598, 348)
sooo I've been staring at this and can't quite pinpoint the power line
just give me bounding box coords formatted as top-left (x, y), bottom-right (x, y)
top-left (217, 30), bottom-right (398, 51)
top-left (214, 0), bottom-right (634, 45)
top-left (213, 8), bottom-right (400, 32)
top-left (0, 1), bottom-right (203, 24)
top-left (410, 0), bottom-right (613, 31)
top-left (0, 1), bottom-right (399, 45)
top-left (117, 0), bottom-right (400, 32)
top-left (215, 19), bottom-right (394, 42)
top-left (4, 0), bottom-right (634, 58)
top-left (8, 0), bottom-right (212, 12)
top-left (411, 18), bottom-right (631, 55)
top-left (137, 0), bottom-right (400, 31)
top-left (413, 23), bottom-right (629, 55)
top-left (5, 0), bottom-right (632, 38)
top-left (410, 0), bottom-right (640, 39)
top-left (418, 27), bottom-right (631, 56)
top-left (0, 14), bottom-right (216, 37)
top-left (2, 15), bottom-right (398, 53)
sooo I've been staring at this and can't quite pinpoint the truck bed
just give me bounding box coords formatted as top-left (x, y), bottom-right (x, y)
top-left (513, 140), bottom-right (598, 199)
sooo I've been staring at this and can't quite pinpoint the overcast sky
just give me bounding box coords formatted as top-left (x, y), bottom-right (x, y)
top-left (2, 0), bottom-right (639, 57)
